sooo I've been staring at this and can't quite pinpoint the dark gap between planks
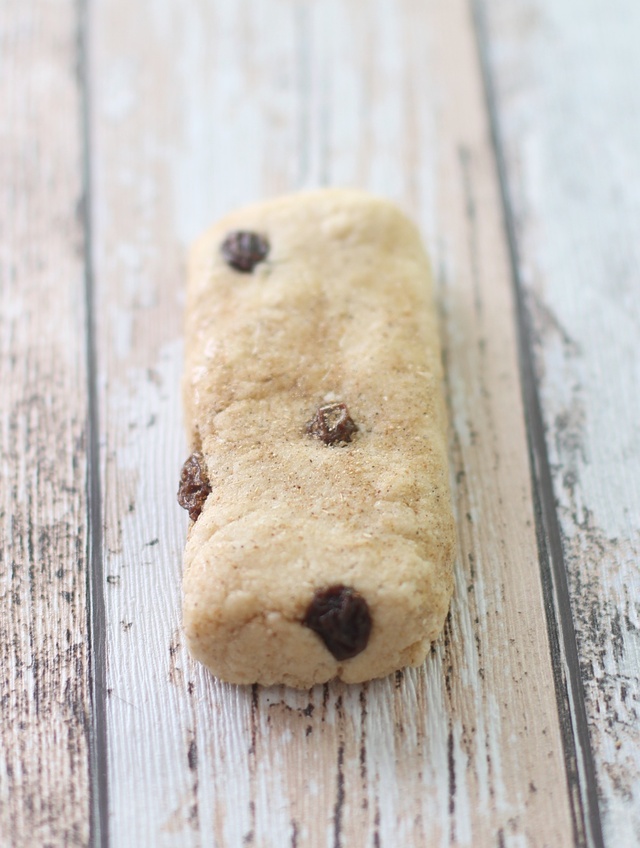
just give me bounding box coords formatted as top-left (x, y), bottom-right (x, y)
top-left (77, 0), bottom-right (110, 845)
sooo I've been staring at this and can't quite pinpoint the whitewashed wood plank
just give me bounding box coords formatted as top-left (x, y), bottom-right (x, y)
top-left (91, 0), bottom-right (576, 844)
top-left (478, 0), bottom-right (640, 844)
top-left (0, 2), bottom-right (91, 845)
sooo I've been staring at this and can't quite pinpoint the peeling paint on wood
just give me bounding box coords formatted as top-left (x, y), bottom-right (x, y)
top-left (0, 1), bottom-right (91, 845)
top-left (478, 0), bottom-right (640, 843)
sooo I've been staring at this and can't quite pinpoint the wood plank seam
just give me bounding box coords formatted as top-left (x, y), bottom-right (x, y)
top-left (78, 0), bottom-right (110, 845)
top-left (470, 2), bottom-right (606, 847)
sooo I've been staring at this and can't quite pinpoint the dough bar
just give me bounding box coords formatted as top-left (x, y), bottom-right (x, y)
top-left (179, 189), bottom-right (456, 688)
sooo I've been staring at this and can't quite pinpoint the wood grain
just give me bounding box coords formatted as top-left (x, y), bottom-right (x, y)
top-left (478, 0), bottom-right (640, 844)
top-left (89, 0), bottom-right (577, 845)
top-left (0, 1), bottom-right (91, 845)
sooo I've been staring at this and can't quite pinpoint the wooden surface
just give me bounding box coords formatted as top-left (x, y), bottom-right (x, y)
top-left (478, 1), bottom-right (640, 844)
top-left (0, 2), bottom-right (91, 845)
top-left (1, 1), bottom-right (638, 846)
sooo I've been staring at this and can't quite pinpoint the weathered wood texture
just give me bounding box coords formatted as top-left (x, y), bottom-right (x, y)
top-left (90, 0), bottom-right (577, 845)
top-left (478, 0), bottom-right (640, 844)
top-left (0, 1), bottom-right (91, 846)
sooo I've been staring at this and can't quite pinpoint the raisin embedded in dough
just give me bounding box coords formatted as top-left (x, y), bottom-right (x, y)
top-left (221, 230), bottom-right (269, 272)
top-left (303, 585), bottom-right (372, 660)
top-left (177, 452), bottom-right (211, 522)
top-left (306, 401), bottom-right (358, 445)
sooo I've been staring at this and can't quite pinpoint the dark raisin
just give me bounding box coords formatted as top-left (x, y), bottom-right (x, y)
top-left (303, 585), bottom-right (371, 660)
top-left (221, 230), bottom-right (270, 272)
top-left (177, 452), bottom-right (211, 522)
top-left (306, 401), bottom-right (358, 445)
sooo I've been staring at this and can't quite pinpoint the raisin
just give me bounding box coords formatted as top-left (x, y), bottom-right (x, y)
top-left (177, 452), bottom-right (211, 522)
top-left (221, 230), bottom-right (270, 272)
top-left (303, 585), bottom-right (371, 660)
top-left (306, 402), bottom-right (358, 445)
